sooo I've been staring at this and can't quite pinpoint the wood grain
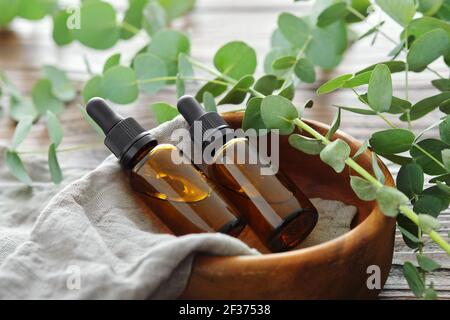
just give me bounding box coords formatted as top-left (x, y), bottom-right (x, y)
top-left (0, 0), bottom-right (448, 299)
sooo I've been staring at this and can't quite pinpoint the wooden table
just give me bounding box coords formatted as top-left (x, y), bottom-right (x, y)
top-left (0, 0), bottom-right (448, 299)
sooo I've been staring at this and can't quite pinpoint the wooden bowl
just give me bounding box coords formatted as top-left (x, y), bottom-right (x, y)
top-left (179, 112), bottom-right (396, 300)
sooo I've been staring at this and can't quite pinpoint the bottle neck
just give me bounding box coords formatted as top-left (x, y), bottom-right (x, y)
top-left (120, 136), bottom-right (158, 170)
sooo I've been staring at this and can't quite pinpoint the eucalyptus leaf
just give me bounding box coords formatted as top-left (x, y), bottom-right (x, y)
top-left (372, 152), bottom-right (386, 184)
top-left (407, 29), bottom-right (450, 72)
top-left (317, 2), bottom-right (348, 28)
top-left (0, 0), bottom-right (20, 26)
top-left (32, 79), bottom-right (65, 115)
top-left (289, 134), bottom-right (324, 155)
top-left (195, 79), bottom-right (227, 102)
top-left (439, 115), bottom-right (450, 144)
top-left (370, 129), bottom-right (415, 154)
top-left (368, 64), bottom-right (392, 112)
top-left (326, 108), bottom-right (341, 139)
top-left (375, 0), bottom-right (416, 26)
top-left (279, 83), bottom-right (295, 101)
top-left (203, 92), bottom-right (217, 112)
top-left (432, 78), bottom-right (450, 91)
top-left (350, 176), bottom-right (378, 201)
top-left (120, 0), bottom-right (148, 40)
top-left (272, 56), bottom-right (297, 70)
top-left (242, 97), bottom-right (266, 131)
top-left (148, 29), bottom-right (190, 77)
top-left (253, 75), bottom-right (282, 96)
top-left (48, 143), bottom-right (62, 184)
top-left (376, 186), bottom-right (409, 217)
top-left (11, 116), bottom-right (33, 149)
top-left (157, 0), bottom-right (195, 20)
top-left (52, 10), bottom-right (73, 46)
top-left (422, 185), bottom-right (450, 212)
top-left (103, 53), bottom-right (121, 73)
top-left (218, 75), bottom-right (254, 105)
top-left (46, 111), bottom-right (63, 147)
top-left (277, 13), bottom-right (311, 48)
top-left (403, 262), bottom-right (425, 298)
top-left (342, 71), bottom-right (372, 88)
top-left (333, 105), bottom-right (377, 115)
top-left (82, 75), bottom-right (105, 103)
top-left (356, 61), bottom-right (406, 75)
top-left (418, 0), bottom-right (445, 16)
top-left (5, 150), bottom-right (32, 185)
top-left (43, 65), bottom-right (75, 102)
top-left (414, 195), bottom-right (444, 217)
top-left (396, 163), bottom-right (424, 199)
top-left (134, 53), bottom-right (167, 95)
top-left (398, 215), bottom-right (420, 249)
top-left (102, 66), bottom-right (139, 105)
top-left (410, 138), bottom-right (448, 175)
top-left (417, 253), bottom-right (441, 272)
top-left (442, 149), bottom-right (450, 170)
top-left (294, 58), bottom-right (316, 83)
top-left (10, 96), bottom-right (38, 122)
top-left (178, 53), bottom-right (194, 78)
top-left (320, 139), bottom-right (351, 173)
top-left (353, 140), bottom-right (369, 160)
top-left (439, 98), bottom-right (450, 114)
top-left (150, 102), bottom-right (179, 124)
top-left (400, 92), bottom-right (450, 121)
top-left (317, 74), bottom-right (353, 95)
top-left (214, 41), bottom-right (257, 80)
top-left (18, 0), bottom-right (57, 20)
top-left (260, 95), bottom-right (298, 135)
top-left (142, 0), bottom-right (167, 36)
top-left (72, 1), bottom-right (120, 50)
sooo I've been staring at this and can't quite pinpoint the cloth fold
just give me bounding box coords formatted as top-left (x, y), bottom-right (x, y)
top-left (0, 116), bottom-right (356, 299)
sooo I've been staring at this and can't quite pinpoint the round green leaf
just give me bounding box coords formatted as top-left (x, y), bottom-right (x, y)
top-left (346, 0), bottom-right (371, 23)
top-left (5, 150), bottom-right (32, 185)
top-left (147, 29), bottom-right (190, 76)
top-left (46, 110), bottom-right (63, 147)
top-left (396, 163), bottom-right (424, 199)
top-left (342, 71), bottom-right (372, 88)
top-left (260, 95), bottom-right (298, 135)
top-left (320, 139), bottom-right (351, 173)
top-left (410, 139), bottom-right (448, 175)
top-left (156, 0), bottom-right (195, 20)
top-left (418, 0), bottom-right (445, 16)
top-left (133, 53), bottom-right (167, 95)
top-left (264, 47), bottom-right (296, 76)
top-left (195, 79), bottom-right (227, 102)
top-left (0, 0), bottom-right (20, 26)
top-left (294, 58), bottom-right (316, 83)
top-left (272, 56), bottom-right (297, 70)
top-left (375, 0), bottom-right (416, 26)
top-left (43, 65), bottom-right (75, 102)
top-left (52, 10), bottom-right (74, 46)
top-left (407, 29), bottom-right (450, 72)
top-left (10, 96), bottom-right (38, 122)
top-left (120, 0), bottom-right (147, 40)
top-left (253, 75), bottom-right (282, 96)
top-left (368, 64), bottom-right (392, 112)
top-left (442, 149), bottom-right (450, 170)
top-left (150, 102), bottom-right (179, 124)
top-left (350, 176), bottom-right (378, 201)
top-left (289, 134), bottom-right (324, 155)
top-left (178, 53), bottom-right (194, 78)
top-left (82, 75), bottom-right (105, 103)
top-left (103, 53), bottom-right (121, 73)
top-left (142, 0), bottom-right (167, 36)
top-left (356, 61), bottom-right (407, 75)
top-left (214, 41), bottom-right (257, 80)
top-left (432, 78), bottom-right (450, 92)
top-left (102, 66), bottom-right (138, 105)
top-left (72, 1), bottom-right (119, 50)
top-left (32, 79), bottom-right (65, 116)
top-left (439, 116), bottom-right (450, 145)
top-left (277, 13), bottom-right (311, 48)
top-left (416, 253), bottom-right (441, 272)
top-left (317, 2), bottom-right (349, 28)
top-left (376, 186), bottom-right (409, 217)
top-left (242, 97), bottom-right (265, 131)
top-left (48, 143), bottom-right (62, 184)
top-left (18, 0), bottom-right (57, 20)
top-left (369, 129), bottom-right (415, 154)
top-left (218, 75), bottom-right (254, 105)
top-left (414, 195), bottom-right (443, 217)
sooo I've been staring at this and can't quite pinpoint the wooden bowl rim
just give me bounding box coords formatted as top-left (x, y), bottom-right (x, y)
top-left (195, 115), bottom-right (396, 264)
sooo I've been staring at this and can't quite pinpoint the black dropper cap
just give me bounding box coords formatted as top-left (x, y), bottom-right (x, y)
top-left (86, 98), bottom-right (157, 169)
top-left (177, 95), bottom-right (230, 150)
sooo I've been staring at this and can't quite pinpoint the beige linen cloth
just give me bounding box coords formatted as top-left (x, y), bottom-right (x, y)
top-left (0, 116), bottom-right (356, 299)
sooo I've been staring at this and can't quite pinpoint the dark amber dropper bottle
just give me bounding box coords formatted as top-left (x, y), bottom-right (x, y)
top-left (86, 98), bottom-right (245, 237)
top-left (177, 96), bottom-right (318, 251)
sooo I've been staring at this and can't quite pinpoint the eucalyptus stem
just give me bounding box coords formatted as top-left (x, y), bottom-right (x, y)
top-left (413, 143), bottom-right (447, 170)
top-left (17, 143), bottom-right (102, 155)
top-left (121, 21), bottom-right (141, 35)
top-left (136, 76), bottom-right (230, 87)
top-left (293, 117), bottom-right (450, 256)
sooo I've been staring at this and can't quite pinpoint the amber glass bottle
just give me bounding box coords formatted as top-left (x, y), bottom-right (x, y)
top-left (86, 98), bottom-right (245, 236)
top-left (177, 96), bottom-right (318, 252)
